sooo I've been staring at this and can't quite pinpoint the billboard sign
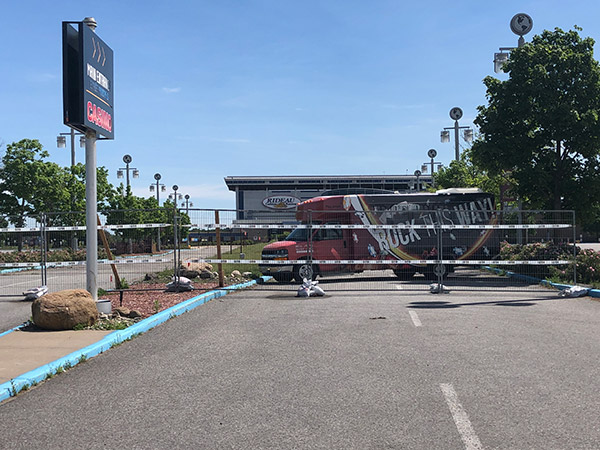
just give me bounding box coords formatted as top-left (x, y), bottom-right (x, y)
top-left (63, 22), bottom-right (114, 139)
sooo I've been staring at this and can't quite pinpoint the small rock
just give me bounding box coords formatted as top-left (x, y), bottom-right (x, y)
top-left (231, 270), bottom-right (242, 278)
top-left (115, 307), bottom-right (131, 317)
top-left (129, 310), bottom-right (142, 319)
top-left (199, 269), bottom-right (214, 279)
top-left (179, 269), bottom-right (200, 279)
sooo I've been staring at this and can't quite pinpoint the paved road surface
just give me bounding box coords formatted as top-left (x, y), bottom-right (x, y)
top-left (1, 285), bottom-right (600, 449)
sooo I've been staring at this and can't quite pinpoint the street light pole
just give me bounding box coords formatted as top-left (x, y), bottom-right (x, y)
top-left (441, 107), bottom-right (473, 161)
top-left (424, 149), bottom-right (443, 188)
top-left (57, 128), bottom-right (85, 168)
top-left (117, 154), bottom-right (139, 195)
top-left (182, 194), bottom-right (193, 215)
top-left (414, 170), bottom-right (422, 191)
top-left (150, 173), bottom-right (166, 252)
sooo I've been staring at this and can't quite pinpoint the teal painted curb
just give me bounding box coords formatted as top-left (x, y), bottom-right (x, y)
top-left (0, 277), bottom-right (268, 403)
top-left (0, 324), bottom-right (27, 339)
top-left (483, 266), bottom-right (600, 297)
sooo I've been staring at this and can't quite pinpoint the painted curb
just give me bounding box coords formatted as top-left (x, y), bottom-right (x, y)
top-left (482, 266), bottom-right (600, 297)
top-left (0, 277), bottom-right (268, 403)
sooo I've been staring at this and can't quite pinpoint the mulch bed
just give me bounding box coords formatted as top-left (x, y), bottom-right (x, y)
top-left (99, 282), bottom-right (220, 318)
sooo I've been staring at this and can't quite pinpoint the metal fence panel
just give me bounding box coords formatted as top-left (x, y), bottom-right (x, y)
top-left (0, 206), bottom-right (580, 299)
top-left (0, 215), bottom-right (44, 298)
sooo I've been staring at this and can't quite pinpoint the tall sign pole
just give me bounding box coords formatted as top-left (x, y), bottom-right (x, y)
top-left (63, 17), bottom-right (114, 300)
top-left (85, 130), bottom-right (97, 297)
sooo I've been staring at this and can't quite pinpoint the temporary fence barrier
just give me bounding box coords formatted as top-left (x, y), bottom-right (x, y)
top-left (0, 206), bottom-right (580, 298)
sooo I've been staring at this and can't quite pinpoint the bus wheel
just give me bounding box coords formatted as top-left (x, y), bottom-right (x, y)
top-left (393, 268), bottom-right (416, 280)
top-left (424, 264), bottom-right (447, 280)
top-left (293, 262), bottom-right (317, 283)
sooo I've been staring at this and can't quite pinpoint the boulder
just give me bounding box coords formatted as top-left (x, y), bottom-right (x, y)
top-left (183, 262), bottom-right (213, 273)
top-left (32, 289), bottom-right (98, 331)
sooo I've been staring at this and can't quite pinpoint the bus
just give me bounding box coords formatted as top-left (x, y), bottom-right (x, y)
top-left (259, 188), bottom-right (498, 282)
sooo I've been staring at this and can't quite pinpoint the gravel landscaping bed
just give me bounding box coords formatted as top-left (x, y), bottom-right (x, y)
top-left (99, 282), bottom-right (221, 318)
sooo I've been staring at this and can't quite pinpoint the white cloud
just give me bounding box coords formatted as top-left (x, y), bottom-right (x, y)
top-left (162, 87), bottom-right (181, 94)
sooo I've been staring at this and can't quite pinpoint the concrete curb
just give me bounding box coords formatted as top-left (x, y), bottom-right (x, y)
top-left (482, 266), bottom-right (600, 297)
top-left (0, 277), bottom-right (267, 403)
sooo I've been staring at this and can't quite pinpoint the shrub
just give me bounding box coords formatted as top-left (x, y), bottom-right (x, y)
top-left (499, 241), bottom-right (577, 280)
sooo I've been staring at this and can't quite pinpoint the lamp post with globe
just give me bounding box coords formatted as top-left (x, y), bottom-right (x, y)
top-left (440, 107), bottom-right (473, 162)
top-left (149, 173), bottom-right (166, 251)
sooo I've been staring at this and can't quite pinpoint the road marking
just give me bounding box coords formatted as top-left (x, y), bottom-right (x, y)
top-left (440, 383), bottom-right (483, 450)
top-left (409, 310), bottom-right (422, 327)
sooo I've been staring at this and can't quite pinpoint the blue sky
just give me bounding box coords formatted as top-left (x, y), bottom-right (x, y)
top-left (2, 1), bottom-right (600, 210)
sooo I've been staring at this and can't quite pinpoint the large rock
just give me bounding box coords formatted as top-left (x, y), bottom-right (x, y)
top-left (183, 262), bottom-right (213, 272)
top-left (179, 262), bottom-right (213, 279)
top-left (32, 289), bottom-right (98, 331)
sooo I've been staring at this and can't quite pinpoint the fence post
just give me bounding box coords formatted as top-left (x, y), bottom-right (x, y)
top-left (97, 215), bottom-right (121, 289)
top-left (215, 210), bottom-right (224, 287)
top-left (435, 209), bottom-right (443, 284)
top-left (572, 210), bottom-right (577, 285)
top-left (40, 213), bottom-right (47, 287)
top-left (173, 207), bottom-right (180, 287)
top-left (308, 210), bottom-right (313, 278)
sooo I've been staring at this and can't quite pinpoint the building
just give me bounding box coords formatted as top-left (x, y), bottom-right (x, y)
top-left (224, 174), bottom-right (432, 223)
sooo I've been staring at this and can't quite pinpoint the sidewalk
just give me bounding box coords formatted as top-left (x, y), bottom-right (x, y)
top-left (0, 328), bottom-right (111, 384)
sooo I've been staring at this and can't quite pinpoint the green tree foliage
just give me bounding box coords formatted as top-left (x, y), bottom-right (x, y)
top-left (0, 139), bottom-right (64, 226)
top-left (0, 139), bottom-right (116, 228)
top-left (432, 148), bottom-right (506, 205)
top-left (104, 188), bottom-right (192, 247)
top-left (471, 27), bottom-right (600, 224)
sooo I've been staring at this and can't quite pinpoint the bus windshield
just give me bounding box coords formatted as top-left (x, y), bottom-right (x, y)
top-left (285, 228), bottom-right (309, 242)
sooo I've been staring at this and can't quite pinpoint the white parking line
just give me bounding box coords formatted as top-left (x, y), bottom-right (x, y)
top-left (409, 310), bottom-right (422, 327)
top-left (440, 383), bottom-right (483, 450)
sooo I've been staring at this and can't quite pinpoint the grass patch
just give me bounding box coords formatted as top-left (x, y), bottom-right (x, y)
top-left (220, 242), bottom-right (268, 278)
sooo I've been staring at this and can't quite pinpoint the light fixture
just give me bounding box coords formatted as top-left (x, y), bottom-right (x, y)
top-left (79, 136), bottom-right (86, 148)
top-left (117, 170), bottom-right (124, 179)
top-left (149, 184), bottom-right (155, 192)
top-left (133, 169), bottom-right (139, 178)
top-left (463, 129), bottom-right (473, 142)
top-left (57, 136), bottom-right (66, 148)
top-left (440, 130), bottom-right (450, 143)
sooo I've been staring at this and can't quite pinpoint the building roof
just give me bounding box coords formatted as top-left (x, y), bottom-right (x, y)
top-left (224, 174), bottom-right (432, 190)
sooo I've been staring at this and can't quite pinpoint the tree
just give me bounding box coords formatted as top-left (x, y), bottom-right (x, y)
top-left (0, 139), bottom-right (63, 225)
top-left (471, 27), bottom-right (600, 224)
top-left (432, 148), bottom-right (506, 205)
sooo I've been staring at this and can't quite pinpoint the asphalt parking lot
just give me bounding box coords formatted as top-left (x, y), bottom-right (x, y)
top-left (1, 284), bottom-right (599, 449)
